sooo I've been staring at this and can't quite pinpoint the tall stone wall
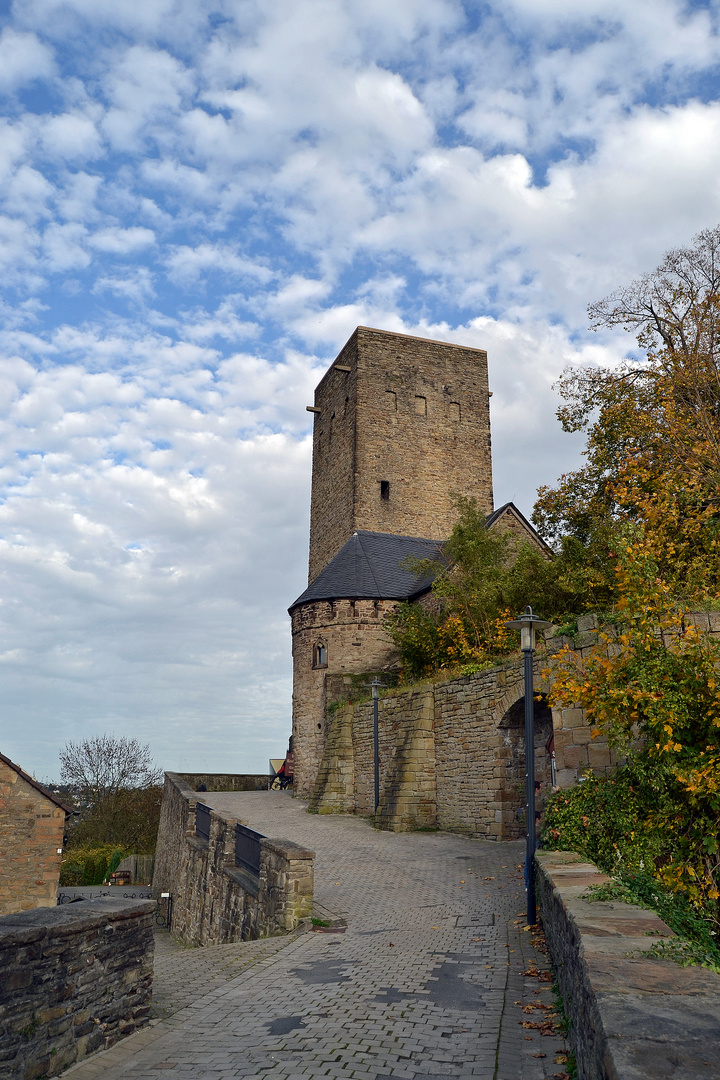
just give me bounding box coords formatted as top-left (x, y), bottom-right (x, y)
top-left (308, 332), bottom-right (359, 584)
top-left (153, 774), bottom-right (314, 946)
top-left (0, 760), bottom-right (66, 915)
top-left (291, 597), bottom-right (399, 798)
top-left (307, 612), bottom-right (720, 837)
top-left (434, 663), bottom-right (555, 838)
top-left (308, 327), bottom-right (493, 583)
top-left (308, 622), bottom-right (623, 836)
top-left (309, 660), bottom-right (559, 836)
top-left (0, 897), bottom-right (154, 1079)
top-left (310, 686), bottom-right (437, 828)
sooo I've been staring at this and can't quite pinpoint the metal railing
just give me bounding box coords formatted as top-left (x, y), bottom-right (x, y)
top-left (235, 822), bottom-right (264, 875)
top-left (156, 892), bottom-right (173, 930)
top-left (195, 802), bottom-right (211, 841)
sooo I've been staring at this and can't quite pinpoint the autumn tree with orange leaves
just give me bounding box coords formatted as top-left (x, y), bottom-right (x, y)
top-left (539, 229), bottom-right (720, 949)
top-left (533, 225), bottom-right (720, 603)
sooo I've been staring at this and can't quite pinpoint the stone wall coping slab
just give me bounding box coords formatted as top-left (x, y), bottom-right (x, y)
top-left (164, 771), bottom-right (197, 799)
top-left (536, 850), bottom-right (720, 1080)
top-left (223, 865), bottom-right (261, 897)
top-left (261, 837), bottom-right (315, 860)
top-left (0, 897), bottom-right (154, 944)
top-left (186, 835), bottom-right (208, 853)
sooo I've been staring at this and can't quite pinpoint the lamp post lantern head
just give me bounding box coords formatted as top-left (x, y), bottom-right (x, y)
top-left (505, 605), bottom-right (552, 652)
top-left (364, 675), bottom-right (388, 700)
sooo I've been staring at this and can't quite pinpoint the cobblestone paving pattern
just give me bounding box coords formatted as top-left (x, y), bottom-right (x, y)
top-left (64, 793), bottom-right (568, 1080)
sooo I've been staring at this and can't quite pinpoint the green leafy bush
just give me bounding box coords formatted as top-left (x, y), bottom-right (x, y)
top-left (542, 767), bottom-right (720, 964)
top-left (385, 495), bottom-right (608, 683)
top-left (542, 763), bottom-right (666, 874)
top-left (65, 784), bottom-right (163, 853)
top-left (60, 844), bottom-right (129, 887)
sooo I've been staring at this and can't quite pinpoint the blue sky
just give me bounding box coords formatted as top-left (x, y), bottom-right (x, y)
top-left (2, 0), bottom-right (720, 780)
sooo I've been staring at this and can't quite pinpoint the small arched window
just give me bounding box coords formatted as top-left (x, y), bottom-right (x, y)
top-left (313, 642), bottom-right (328, 669)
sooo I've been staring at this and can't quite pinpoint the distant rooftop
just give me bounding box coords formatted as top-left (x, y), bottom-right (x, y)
top-left (0, 751), bottom-right (73, 813)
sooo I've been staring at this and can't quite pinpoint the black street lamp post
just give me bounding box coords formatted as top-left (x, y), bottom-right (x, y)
top-left (365, 676), bottom-right (387, 813)
top-left (505, 605), bottom-right (551, 925)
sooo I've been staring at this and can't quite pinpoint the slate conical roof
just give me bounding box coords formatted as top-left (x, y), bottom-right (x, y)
top-left (289, 530), bottom-right (442, 612)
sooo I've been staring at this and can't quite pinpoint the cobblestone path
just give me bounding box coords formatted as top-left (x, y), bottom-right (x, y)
top-left (64, 793), bottom-right (568, 1080)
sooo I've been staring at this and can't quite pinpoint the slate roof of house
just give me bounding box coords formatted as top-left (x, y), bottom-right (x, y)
top-left (289, 530), bottom-right (443, 611)
top-left (288, 502), bottom-right (549, 611)
top-left (0, 751), bottom-right (74, 813)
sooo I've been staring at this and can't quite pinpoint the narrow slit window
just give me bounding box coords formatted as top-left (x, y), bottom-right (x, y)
top-left (380, 480), bottom-right (390, 500)
top-left (450, 401), bottom-right (461, 421)
top-left (313, 642), bottom-right (327, 669)
top-left (385, 390), bottom-right (397, 411)
top-left (414, 395), bottom-right (427, 416)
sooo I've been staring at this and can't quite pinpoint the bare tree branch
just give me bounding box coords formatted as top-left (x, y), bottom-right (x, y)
top-left (59, 735), bottom-right (161, 806)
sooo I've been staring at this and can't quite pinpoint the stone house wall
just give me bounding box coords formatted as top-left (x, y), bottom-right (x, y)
top-left (0, 896), bottom-right (154, 1079)
top-left (153, 773), bottom-right (314, 946)
top-left (308, 327), bottom-right (493, 583)
top-left (488, 503), bottom-right (552, 558)
top-left (0, 756), bottom-right (69, 915)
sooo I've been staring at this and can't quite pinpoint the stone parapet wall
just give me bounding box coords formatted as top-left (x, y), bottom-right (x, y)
top-left (536, 850), bottom-right (720, 1079)
top-left (153, 774), bottom-right (314, 946)
top-left (177, 773), bottom-right (269, 792)
top-left (0, 897), bottom-right (154, 1079)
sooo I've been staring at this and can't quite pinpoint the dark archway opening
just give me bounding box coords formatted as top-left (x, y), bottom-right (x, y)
top-left (496, 695), bottom-right (553, 840)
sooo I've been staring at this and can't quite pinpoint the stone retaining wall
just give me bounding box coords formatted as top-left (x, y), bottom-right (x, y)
top-left (309, 655), bottom-right (562, 835)
top-left (0, 897), bottom-right (154, 1079)
top-left (153, 774), bottom-right (314, 946)
top-left (536, 850), bottom-right (720, 1079)
top-left (306, 617), bottom-right (645, 835)
top-left (308, 612), bottom-right (720, 836)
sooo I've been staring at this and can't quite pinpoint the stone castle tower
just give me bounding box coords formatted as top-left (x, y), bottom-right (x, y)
top-left (289, 327), bottom-right (499, 797)
top-left (307, 326), bottom-right (494, 583)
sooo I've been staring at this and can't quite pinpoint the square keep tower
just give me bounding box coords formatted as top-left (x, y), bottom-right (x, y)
top-left (307, 326), bottom-right (494, 583)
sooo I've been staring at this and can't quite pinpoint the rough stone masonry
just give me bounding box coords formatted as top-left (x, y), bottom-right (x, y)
top-left (0, 896), bottom-right (154, 1079)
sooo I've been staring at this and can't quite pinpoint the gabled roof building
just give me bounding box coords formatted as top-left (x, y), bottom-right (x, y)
top-left (0, 752), bottom-right (72, 915)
